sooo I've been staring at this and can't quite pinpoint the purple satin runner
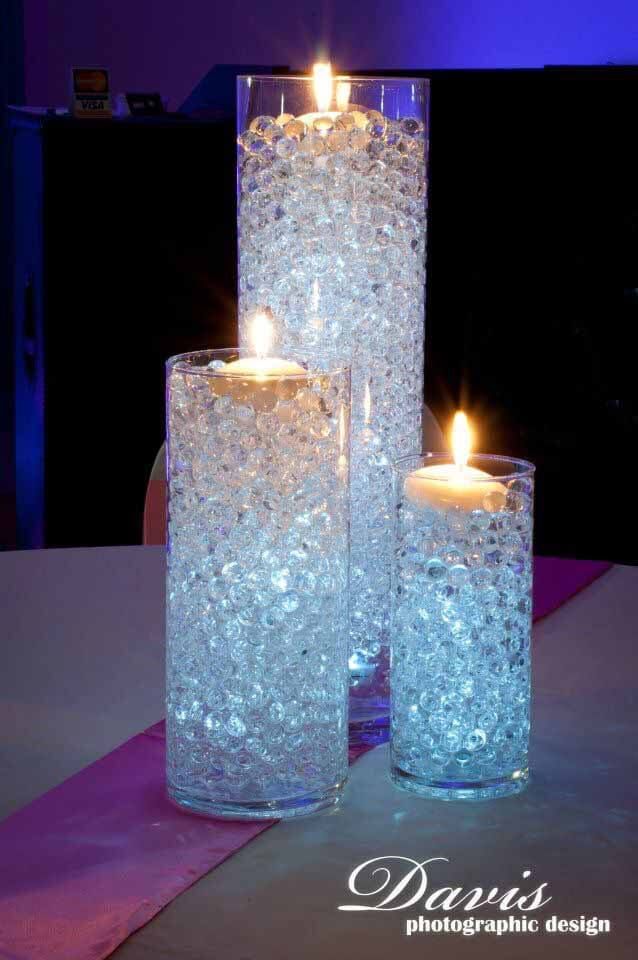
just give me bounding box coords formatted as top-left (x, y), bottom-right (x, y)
top-left (0, 557), bottom-right (611, 960)
top-left (532, 556), bottom-right (610, 621)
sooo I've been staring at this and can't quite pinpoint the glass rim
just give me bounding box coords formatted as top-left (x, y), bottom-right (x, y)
top-left (166, 347), bottom-right (350, 381)
top-left (393, 452), bottom-right (536, 483)
top-left (237, 74), bottom-right (429, 87)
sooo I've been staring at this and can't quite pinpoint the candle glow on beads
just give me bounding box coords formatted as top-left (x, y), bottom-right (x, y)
top-left (391, 445), bottom-right (535, 801)
top-left (166, 348), bottom-right (351, 818)
top-left (237, 70), bottom-right (428, 734)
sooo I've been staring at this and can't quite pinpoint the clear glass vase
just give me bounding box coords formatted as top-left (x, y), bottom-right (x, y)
top-left (237, 73), bottom-right (429, 739)
top-left (390, 454), bottom-right (535, 800)
top-left (166, 348), bottom-right (351, 818)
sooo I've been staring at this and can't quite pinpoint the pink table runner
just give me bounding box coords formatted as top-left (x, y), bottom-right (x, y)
top-left (532, 556), bottom-right (610, 621)
top-left (0, 557), bottom-right (611, 960)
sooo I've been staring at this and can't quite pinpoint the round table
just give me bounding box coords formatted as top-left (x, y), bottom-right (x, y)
top-left (0, 547), bottom-right (636, 959)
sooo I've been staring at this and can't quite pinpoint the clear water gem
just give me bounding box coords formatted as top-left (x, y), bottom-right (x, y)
top-left (249, 115), bottom-right (276, 136)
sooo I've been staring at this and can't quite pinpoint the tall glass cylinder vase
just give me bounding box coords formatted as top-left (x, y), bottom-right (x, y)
top-left (390, 454), bottom-right (535, 800)
top-left (166, 348), bottom-right (351, 819)
top-left (237, 74), bottom-right (429, 736)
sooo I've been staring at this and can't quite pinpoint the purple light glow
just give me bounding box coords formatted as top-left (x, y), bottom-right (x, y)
top-left (24, 0), bottom-right (638, 109)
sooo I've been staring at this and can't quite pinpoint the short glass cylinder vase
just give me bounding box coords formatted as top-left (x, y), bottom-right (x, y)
top-left (166, 348), bottom-right (351, 819)
top-left (237, 73), bottom-right (429, 738)
top-left (390, 454), bottom-right (535, 801)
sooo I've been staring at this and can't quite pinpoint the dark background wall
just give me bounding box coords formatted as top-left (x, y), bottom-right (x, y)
top-left (23, 0), bottom-right (638, 109)
top-left (1, 0), bottom-right (24, 550)
top-left (5, 4), bottom-right (638, 561)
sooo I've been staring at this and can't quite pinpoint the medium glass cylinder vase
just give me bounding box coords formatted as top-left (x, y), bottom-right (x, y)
top-left (166, 348), bottom-right (351, 818)
top-left (237, 73), bottom-right (429, 736)
top-left (390, 454), bottom-right (535, 800)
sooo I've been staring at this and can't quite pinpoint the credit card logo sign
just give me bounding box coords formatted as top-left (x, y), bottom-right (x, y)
top-left (71, 69), bottom-right (112, 118)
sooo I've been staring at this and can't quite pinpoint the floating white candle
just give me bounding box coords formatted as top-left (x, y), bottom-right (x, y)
top-left (405, 412), bottom-right (507, 512)
top-left (296, 64), bottom-right (368, 135)
top-left (213, 313), bottom-right (307, 409)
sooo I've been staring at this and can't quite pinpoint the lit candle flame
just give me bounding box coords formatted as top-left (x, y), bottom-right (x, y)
top-left (251, 312), bottom-right (273, 358)
top-left (336, 80), bottom-right (351, 112)
top-left (452, 411), bottom-right (471, 471)
top-left (313, 62), bottom-right (333, 113)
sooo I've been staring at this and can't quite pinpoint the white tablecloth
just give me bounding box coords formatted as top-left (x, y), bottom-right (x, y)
top-left (0, 547), bottom-right (636, 959)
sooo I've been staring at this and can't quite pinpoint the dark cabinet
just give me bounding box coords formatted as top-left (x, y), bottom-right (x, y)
top-left (10, 109), bottom-right (237, 547)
